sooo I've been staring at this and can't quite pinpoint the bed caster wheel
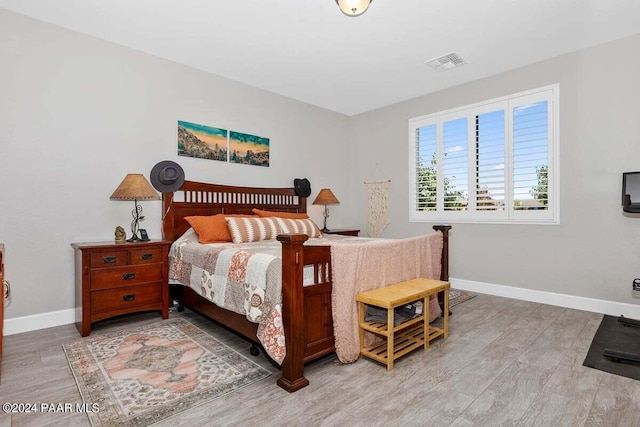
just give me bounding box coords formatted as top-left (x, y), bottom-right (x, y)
top-left (249, 345), bottom-right (260, 357)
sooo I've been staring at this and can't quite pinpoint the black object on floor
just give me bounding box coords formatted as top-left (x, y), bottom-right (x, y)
top-left (583, 315), bottom-right (640, 381)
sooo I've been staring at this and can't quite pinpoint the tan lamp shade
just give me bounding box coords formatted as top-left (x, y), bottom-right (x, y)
top-left (110, 174), bottom-right (161, 201)
top-left (312, 188), bottom-right (340, 205)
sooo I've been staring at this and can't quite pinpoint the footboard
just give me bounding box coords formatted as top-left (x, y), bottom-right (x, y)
top-left (302, 245), bottom-right (334, 362)
top-left (277, 225), bottom-right (450, 392)
top-left (277, 234), bottom-right (334, 392)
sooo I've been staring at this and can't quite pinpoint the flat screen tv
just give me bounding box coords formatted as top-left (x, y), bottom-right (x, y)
top-left (622, 171), bottom-right (640, 213)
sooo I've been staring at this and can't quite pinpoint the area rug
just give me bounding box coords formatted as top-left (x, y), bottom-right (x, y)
top-left (449, 289), bottom-right (476, 308)
top-left (583, 315), bottom-right (640, 381)
top-left (63, 319), bottom-right (271, 426)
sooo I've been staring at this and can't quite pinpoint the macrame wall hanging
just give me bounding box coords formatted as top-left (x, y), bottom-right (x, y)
top-left (365, 163), bottom-right (390, 238)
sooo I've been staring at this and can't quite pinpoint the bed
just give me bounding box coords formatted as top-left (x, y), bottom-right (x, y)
top-left (162, 180), bottom-right (451, 392)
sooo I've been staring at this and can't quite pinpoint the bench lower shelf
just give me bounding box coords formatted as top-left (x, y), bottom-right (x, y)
top-left (360, 323), bottom-right (446, 366)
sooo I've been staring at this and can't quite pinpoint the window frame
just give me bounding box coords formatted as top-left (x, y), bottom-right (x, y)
top-left (408, 84), bottom-right (559, 225)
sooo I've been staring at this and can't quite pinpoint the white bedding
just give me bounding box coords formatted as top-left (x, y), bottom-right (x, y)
top-left (169, 228), bottom-right (374, 287)
top-left (168, 228), bottom-right (373, 363)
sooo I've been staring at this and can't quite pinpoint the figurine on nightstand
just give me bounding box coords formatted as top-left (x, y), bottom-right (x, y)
top-left (115, 226), bottom-right (126, 244)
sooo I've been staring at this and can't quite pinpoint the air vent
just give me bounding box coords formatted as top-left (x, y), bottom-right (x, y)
top-left (425, 52), bottom-right (467, 72)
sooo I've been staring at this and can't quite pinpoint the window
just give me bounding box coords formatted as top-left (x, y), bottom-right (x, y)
top-left (409, 84), bottom-right (559, 224)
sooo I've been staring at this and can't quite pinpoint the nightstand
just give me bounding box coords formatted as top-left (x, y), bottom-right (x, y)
top-left (71, 240), bottom-right (171, 336)
top-left (0, 244), bottom-right (4, 382)
top-left (323, 229), bottom-right (360, 237)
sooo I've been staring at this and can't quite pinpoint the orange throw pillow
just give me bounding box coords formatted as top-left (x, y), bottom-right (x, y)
top-left (252, 208), bottom-right (309, 219)
top-left (185, 214), bottom-right (254, 243)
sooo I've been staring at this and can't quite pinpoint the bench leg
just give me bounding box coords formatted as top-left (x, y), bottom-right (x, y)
top-left (387, 307), bottom-right (394, 370)
top-left (438, 291), bottom-right (452, 317)
top-left (423, 296), bottom-right (430, 351)
top-left (358, 302), bottom-right (366, 356)
top-left (443, 288), bottom-right (449, 339)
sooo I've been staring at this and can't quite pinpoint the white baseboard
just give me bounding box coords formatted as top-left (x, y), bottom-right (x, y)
top-left (451, 278), bottom-right (640, 319)
top-left (5, 279), bottom-right (640, 336)
top-left (4, 308), bottom-right (75, 336)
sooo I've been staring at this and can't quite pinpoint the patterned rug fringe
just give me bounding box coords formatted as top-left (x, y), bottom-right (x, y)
top-left (449, 289), bottom-right (477, 308)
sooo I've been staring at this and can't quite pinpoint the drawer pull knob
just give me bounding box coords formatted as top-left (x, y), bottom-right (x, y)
top-left (122, 294), bottom-right (135, 302)
top-left (123, 273), bottom-right (135, 280)
top-left (3, 279), bottom-right (10, 300)
top-left (141, 253), bottom-right (153, 260)
top-left (103, 256), bottom-right (117, 264)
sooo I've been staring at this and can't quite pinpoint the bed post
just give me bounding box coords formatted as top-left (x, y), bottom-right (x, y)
top-left (161, 193), bottom-right (175, 240)
top-left (277, 233), bottom-right (310, 392)
top-left (432, 225), bottom-right (451, 315)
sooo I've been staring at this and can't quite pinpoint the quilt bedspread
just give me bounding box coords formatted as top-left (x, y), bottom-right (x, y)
top-left (169, 229), bottom-right (286, 364)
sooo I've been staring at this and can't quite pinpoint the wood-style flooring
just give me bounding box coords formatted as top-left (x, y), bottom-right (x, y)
top-left (1, 293), bottom-right (639, 426)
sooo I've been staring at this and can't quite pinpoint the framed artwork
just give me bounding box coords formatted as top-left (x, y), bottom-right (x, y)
top-left (178, 120), bottom-right (228, 162)
top-left (177, 121), bottom-right (269, 167)
top-left (229, 131), bottom-right (270, 167)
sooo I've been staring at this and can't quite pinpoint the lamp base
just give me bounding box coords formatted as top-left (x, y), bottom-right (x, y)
top-left (127, 202), bottom-right (150, 242)
top-left (126, 234), bottom-right (150, 242)
top-left (321, 206), bottom-right (331, 234)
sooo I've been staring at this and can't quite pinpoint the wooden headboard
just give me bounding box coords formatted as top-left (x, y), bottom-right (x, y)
top-left (162, 180), bottom-right (307, 241)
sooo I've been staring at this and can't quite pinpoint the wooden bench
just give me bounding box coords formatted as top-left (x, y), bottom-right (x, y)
top-left (356, 278), bottom-right (450, 370)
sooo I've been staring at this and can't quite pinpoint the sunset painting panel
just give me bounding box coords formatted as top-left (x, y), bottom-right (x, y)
top-left (229, 131), bottom-right (270, 167)
top-left (178, 120), bottom-right (228, 162)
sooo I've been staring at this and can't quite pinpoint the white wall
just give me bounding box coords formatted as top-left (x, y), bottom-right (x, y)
top-left (4, 7), bottom-right (640, 329)
top-left (0, 9), bottom-right (351, 321)
top-left (348, 33), bottom-right (640, 308)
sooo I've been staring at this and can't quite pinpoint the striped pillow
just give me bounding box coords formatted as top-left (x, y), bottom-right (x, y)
top-left (275, 218), bottom-right (322, 238)
top-left (225, 217), bottom-right (281, 243)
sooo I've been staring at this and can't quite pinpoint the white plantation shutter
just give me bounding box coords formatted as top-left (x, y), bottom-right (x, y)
top-left (511, 98), bottom-right (550, 212)
top-left (414, 123), bottom-right (437, 212)
top-left (475, 109), bottom-right (505, 212)
top-left (442, 117), bottom-right (468, 211)
top-left (409, 84), bottom-right (558, 224)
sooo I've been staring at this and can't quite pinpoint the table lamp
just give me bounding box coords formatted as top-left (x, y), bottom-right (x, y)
top-left (110, 174), bottom-right (160, 242)
top-left (312, 188), bottom-right (340, 233)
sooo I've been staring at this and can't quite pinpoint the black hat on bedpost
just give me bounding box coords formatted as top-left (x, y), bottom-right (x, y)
top-left (150, 161), bottom-right (185, 193)
top-left (294, 178), bottom-right (311, 198)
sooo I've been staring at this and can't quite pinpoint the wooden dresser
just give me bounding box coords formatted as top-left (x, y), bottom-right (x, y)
top-left (71, 240), bottom-right (171, 336)
top-left (0, 243), bottom-right (4, 382)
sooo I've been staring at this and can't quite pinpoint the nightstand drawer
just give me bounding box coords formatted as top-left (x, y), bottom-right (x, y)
top-left (91, 282), bottom-right (162, 315)
top-left (90, 250), bottom-right (128, 268)
top-left (129, 248), bottom-right (162, 265)
top-left (91, 265), bottom-right (162, 289)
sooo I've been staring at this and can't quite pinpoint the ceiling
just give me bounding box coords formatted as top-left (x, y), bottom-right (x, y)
top-left (1, 0), bottom-right (640, 116)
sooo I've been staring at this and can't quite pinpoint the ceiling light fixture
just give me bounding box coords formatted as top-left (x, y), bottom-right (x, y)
top-left (335, 0), bottom-right (372, 17)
